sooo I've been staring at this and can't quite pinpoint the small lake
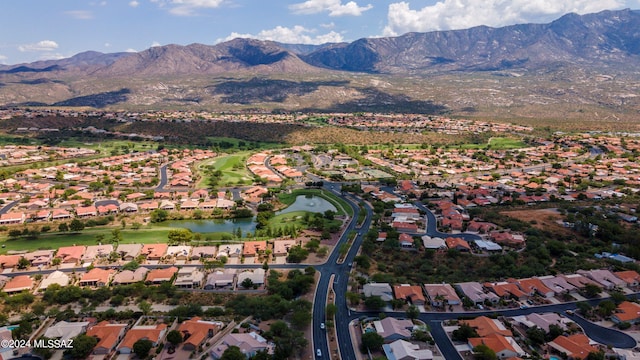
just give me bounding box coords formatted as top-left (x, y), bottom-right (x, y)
top-left (276, 195), bottom-right (337, 215)
top-left (163, 195), bottom-right (337, 233)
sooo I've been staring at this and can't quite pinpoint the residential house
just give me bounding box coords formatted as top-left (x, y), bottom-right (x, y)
top-left (237, 269), bottom-right (265, 288)
top-left (119, 202), bottom-right (138, 213)
top-left (611, 301), bottom-right (640, 324)
top-left (512, 313), bottom-right (568, 333)
top-left (363, 283), bottom-right (394, 302)
top-left (217, 244), bottom-right (243, 258)
top-left (210, 332), bottom-right (273, 359)
top-left (178, 317), bottom-right (223, 351)
top-left (272, 240), bottom-right (297, 258)
top-left (483, 282), bottom-right (527, 300)
top-left (204, 270), bottom-right (236, 290)
top-left (0, 212), bottom-right (25, 225)
top-left (116, 243), bottom-right (143, 261)
top-left (372, 317), bottom-right (414, 342)
top-left (190, 246), bottom-right (217, 260)
top-left (383, 340), bottom-right (434, 360)
top-left (445, 237), bottom-right (471, 252)
top-left (82, 244), bottom-right (114, 263)
top-left (242, 241), bottom-right (267, 259)
top-left (455, 282), bottom-right (499, 305)
top-left (514, 278), bottom-right (555, 298)
top-left (79, 268), bottom-right (114, 287)
top-left (614, 270), bottom-right (640, 288)
top-left (141, 243), bottom-right (168, 261)
top-left (112, 267), bottom-right (149, 285)
top-left (51, 209), bottom-right (72, 220)
top-left (468, 333), bottom-right (525, 359)
top-left (537, 275), bottom-right (578, 295)
top-left (577, 269), bottom-right (626, 290)
top-left (174, 267), bottom-right (205, 289)
top-left (44, 321), bottom-right (90, 341)
top-left (462, 316), bottom-right (512, 338)
top-left (399, 233), bottom-right (415, 249)
top-left (146, 266), bottom-right (178, 284)
top-left (38, 271), bottom-right (70, 290)
top-left (118, 324), bottom-right (167, 354)
top-left (0, 255), bottom-right (22, 269)
top-left (166, 245), bottom-right (192, 260)
top-left (2, 275), bottom-right (33, 293)
top-left (561, 273), bottom-right (600, 291)
top-left (423, 283), bottom-right (461, 307)
top-left (55, 245), bottom-right (86, 264)
top-left (421, 236), bottom-right (446, 250)
top-left (548, 334), bottom-right (599, 360)
top-left (23, 250), bottom-right (54, 267)
top-left (393, 285), bottom-right (426, 306)
top-left (86, 321), bottom-right (127, 355)
top-left (76, 205), bottom-right (97, 218)
top-left (489, 231), bottom-right (525, 247)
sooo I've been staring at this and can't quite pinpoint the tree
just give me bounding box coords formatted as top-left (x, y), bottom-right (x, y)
top-left (583, 283), bottom-right (601, 298)
top-left (326, 304), bottom-right (337, 319)
top-left (150, 209), bottom-right (169, 223)
top-left (110, 228), bottom-right (123, 244)
top-left (473, 344), bottom-right (498, 360)
top-left (138, 300), bottom-right (152, 315)
top-left (361, 332), bottom-right (384, 352)
top-left (58, 223), bottom-right (69, 232)
top-left (406, 305), bottom-right (420, 320)
top-left (220, 346), bottom-right (245, 360)
top-left (166, 329), bottom-right (183, 346)
top-left (69, 219), bottom-right (85, 232)
top-left (364, 296), bottom-right (386, 310)
top-left (167, 228), bottom-right (193, 245)
top-left (17, 257), bottom-right (30, 270)
top-left (133, 339), bottom-right (153, 359)
top-left (452, 323), bottom-right (479, 342)
top-left (241, 278), bottom-right (254, 289)
top-left (65, 334), bottom-right (98, 359)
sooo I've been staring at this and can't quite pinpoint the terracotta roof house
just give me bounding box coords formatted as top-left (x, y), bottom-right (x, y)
top-left (393, 285), bottom-right (426, 305)
top-left (462, 316), bottom-right (512, 337)
top-left (76, 205), bottom-right (97, 218)
top-left (38, 270), bottom-right (70, 290)
top-left (242, 241), bottom-right (267, 257)
top-left (146, 266), bottom-right (178, 284)
top-left (445, 237), bottom-right (471, 252)
top-left (55, 246), bottom-right (86, 264)
top-left (2, 275), bottom-right (33, 293)
top-left (514, 278), bottom-right (555, 298)
top-left (468, 333), bottom-right (524, 359)
top-left (112, 267), bottom-right (149, 285)
top-left (0, 255), bottom-right (22, 269)
top-left (612, 301), bottom-right (640, 324)
top-left (423, 283), bottom-right (461, 307)
top-left (79, 268), bottom-right (115, 287)
top-left (548, 334), bottom-right (599, 360)
top-left (118, 323), bottom-right (167, 354)
top-left (536, 275), bottom-right (578, 295)
top-left (0, 211), bottom-right (25, 225)
top-left (116, 243), bottom-right (143, 261)
top-left (141, 243), bottom-right (168, 260)
top-left (86, 321), bottom-right (127, 355)
top-left (210, 332), bottom-right (273, 359)
top-left (178, 317), bottom-right (223, 350)
top-left (372, 317), bottom-right (414, 342)
top-left (561, 274), bottom-right (600, 290)
top-left (483, 282), bottom-right (527, 300)
top-left (614, 270), bottom-right (640, 288)
top-left (455, 282), bottom-right (499, 305)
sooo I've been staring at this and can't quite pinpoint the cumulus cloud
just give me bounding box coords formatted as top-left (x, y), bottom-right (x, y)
top-left (383, 0), bottom-right (626, 36)
top-left (218, 25), bottom-right (343, 44)
top-left (151, 41), bottom-right (162, 47)
top-left (153, 0), bottom-right (224, 16)
top-left (18, 40), bottom-right (59, 52)
top-left (290, 0), bottom-right (373, 16)
top-left (129, 0), bottom-right (140, 7)
top-left (65, 10), bottom-right (94, 19)
top-left (125, 48), bottom-right (138, 53)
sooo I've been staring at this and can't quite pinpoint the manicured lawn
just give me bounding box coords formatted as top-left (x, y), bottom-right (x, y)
top-left (457, 137), bottom-right (527, 150)
top-left (196, 152), bottom-right (254, 188)
top-left (268, 211), bottom-right (308, 229)
top-left (0, 226), bottom-right (172, 254)
top-left (278, 189), bottom-right (354, 217)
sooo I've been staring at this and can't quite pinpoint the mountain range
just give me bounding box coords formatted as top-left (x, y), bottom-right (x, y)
top-left (0, 8), bottom-right (639, 123)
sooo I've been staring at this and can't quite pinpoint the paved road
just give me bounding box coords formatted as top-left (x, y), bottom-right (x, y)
top-left (156, 163), bottom-right (169, 190)
top-left (0, 200), bottom-right (19, 215)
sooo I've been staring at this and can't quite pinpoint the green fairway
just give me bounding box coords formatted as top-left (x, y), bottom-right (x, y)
top-left (196, 152), bottom-right (254, 188)
top-left (457, 137), bottom-right (527, 150)
top-left (0, 226), bottom-right (173, 254)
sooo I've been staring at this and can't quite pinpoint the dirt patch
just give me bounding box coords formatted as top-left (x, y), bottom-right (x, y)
top-left (500, 208), bottom-right (572, 235)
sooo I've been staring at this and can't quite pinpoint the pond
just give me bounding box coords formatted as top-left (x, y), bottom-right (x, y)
top-left (276, 195), bottom-right (337, 215)
top-left (163, 195), bottom-right (337, 233)
top-left (162, 217), bottom-right (257, 234)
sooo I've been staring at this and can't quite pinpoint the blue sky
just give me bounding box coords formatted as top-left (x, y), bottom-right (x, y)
top-left (1, 0), bottom-right (638, 65)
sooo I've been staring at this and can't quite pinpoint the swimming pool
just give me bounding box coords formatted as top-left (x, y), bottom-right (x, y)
top-left (549, 356), bottom-right (560, 360)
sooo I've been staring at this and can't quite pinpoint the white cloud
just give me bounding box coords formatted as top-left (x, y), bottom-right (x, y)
top-left (129, 0), bottom-right (140, 7)
top-left (104, 42), bottom-right (112, 48)
top-left (125, 48), bottom-right (138, 53)
top-left (383, 0), bottom-right (626, 36)
top-left (151, 41), bottom-right (161, 47)
top-left (65, 10), bottom-right (94, 19)
top-left (153, 0), bottom-right (224, 16)
top-left (18, 40), bottom-right (59, 52)
top-left (219, 25), bottom-right (343, 44)
top-left (0, 55), bottom-right (7, 64)
top-left (290, 0), bottom-right (373, 16)
top-left (39, 53), bottom-right (66, 61)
